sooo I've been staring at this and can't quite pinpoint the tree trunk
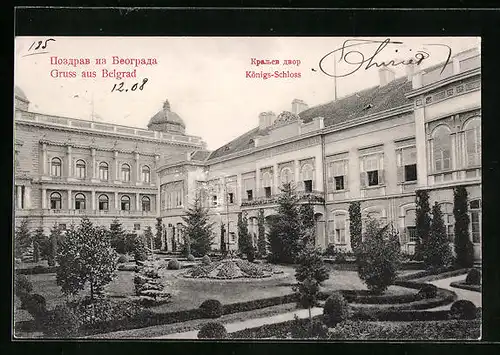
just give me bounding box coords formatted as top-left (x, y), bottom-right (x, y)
top-left (308, 307), bottom-right (312, 336)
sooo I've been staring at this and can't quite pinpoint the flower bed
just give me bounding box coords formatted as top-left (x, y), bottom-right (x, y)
top-left (182, 259), bottom-right (276, 280)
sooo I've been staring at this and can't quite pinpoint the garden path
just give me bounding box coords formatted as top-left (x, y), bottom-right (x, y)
top-left (428, 275), bottom-right (482, 310)
top-left (153, 307), bottom-right (323, 339)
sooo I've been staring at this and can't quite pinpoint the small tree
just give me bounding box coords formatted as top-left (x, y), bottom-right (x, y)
top-left (48, 223), bottom-right (63, 267)
top-left (56, 217), bottom-right (117, 301)
top-left (237, 212), bottom-right (250, 256)
top-left (415, 189), bottom-right (432, 261)
top-left (220, 224), bottom-right (226, 254)
top-left (294, 244), bottom-right (329, 333)
top-left (424, 203), bottom-right (453, 270)
top-left (182, 196), bottom-right (214, 257)
top-left (299, 203), bottom-right (316, 248)
top-left (154, 218), bottom-right (163, 250)
top-left (348, 202), bottom-right (362, 254)
top-left (109, 218), bottom-right (127, 254)
top-left (32, 227), bottom-right (46, 263)
top-left (257, 209), bottom-right (267, 258)
top-left (453, 186), bottom-right (474, 268)
top-left (357, 219), bottom-right (401, 294)
top-left (132, 233), bottom-right (148, 262)
top-left (143, 226), bottom-right (154, 258)
top-left (15, 218), bottom-right (31, 259)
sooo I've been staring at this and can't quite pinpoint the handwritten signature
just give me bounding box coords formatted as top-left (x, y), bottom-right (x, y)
top-left (318, 38), bottom-right (452, 78)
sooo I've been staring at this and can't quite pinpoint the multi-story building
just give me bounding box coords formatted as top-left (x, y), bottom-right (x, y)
top-left (14, 90), bottom-right (206, 235)
top-left (14, 47), bottom-right (481, 260)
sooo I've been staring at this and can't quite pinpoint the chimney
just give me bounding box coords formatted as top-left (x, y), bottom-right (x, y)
top-left (405, 58), bottom-right (416, 81)
top-left (291, 99), bottom-right (308, 115)
top-left (378, 67), bottom-right (396, 87)
top-left (258, 111), bottom-right (277, 130)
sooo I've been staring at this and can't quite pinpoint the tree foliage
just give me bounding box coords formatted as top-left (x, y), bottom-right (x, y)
top-left (357, 219), bottom-right (401, 294)
top-left (182, 196), bottom-right (214, 257)
top-left (154, 218), bottom-right (163, 250)
top-left (32, 227), bottom-right (46, 263)
top-left (267, 183), bottom-right (303, 264)
top-left (143, 226), bottom-right (154, 257)
top-left (453, 186), bottom-right (475, 268)
top-left (15, 218), bottom-right (31, 259)
top-left (48, 223), bottom-right (64, 267)
top-left (299, 203), bottom-right (316, 248)
top-left (257, 209), bottom-right (267, 258)
top-left (220, 224), bottom-right (226, 254)
top-left (56, 217), bottom-right (117, 300)
top-left (237, 212), bottom-right (251, 256)
top-left (415, 189), bottom-right (432, 261)
top-left (424, 203), bottom-right (453, 270)
top-left (109, 218), bottom-right (128, 254)
top-left (348, 202), bottom-right (362, 254)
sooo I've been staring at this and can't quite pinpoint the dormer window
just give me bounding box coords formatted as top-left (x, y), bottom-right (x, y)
top-left (363, 103), bottom-right (373, 110)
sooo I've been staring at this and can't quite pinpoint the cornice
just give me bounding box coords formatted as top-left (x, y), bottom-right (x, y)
top-left (406, 68), bottom-right (481, 98)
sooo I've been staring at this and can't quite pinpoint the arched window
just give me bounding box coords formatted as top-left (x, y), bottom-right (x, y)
top-left (121, 195), bottom-right (130, 211)
top-left (142, 165), bottom-right (151, 183)
top-left (50, 192), bottom-right (62, 209)
top-left (464, 118), bottom-right (481, 167)
top-left (469, 199), bottom-right (481, 244)
top-left (51, 157), bottom-right (62, 177)
top-left (99, 162), bottom-right (109, 181)
top-left (75, 160), bottom-right (86, 179)
top-left (280, 167), bottom-right (293, 185)
top-left (439, 202), bottom-right (454, 242)
top-left (75, 193), bottom-right (86, 210)
top-left (98, 194), bottom-right (109, 211)
top-left (301, 164), bottom-right (314, 192)
top-left (142, 196), bottom-right (151, 212)
top-left (333, 213), bottom-right (347, 244)
top-left (121, 164), bottom-right (131, 182)
top-left (433, 126), bottom-right (452, 172)
top-left (262, 171), bottom-right (273, 197)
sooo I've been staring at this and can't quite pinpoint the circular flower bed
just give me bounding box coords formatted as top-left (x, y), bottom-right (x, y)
top-left (182, 258), bottom-right (281, 280)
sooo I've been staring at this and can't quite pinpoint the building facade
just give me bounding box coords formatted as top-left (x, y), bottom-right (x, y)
top-left (14, 48), bottom-right (481, 259)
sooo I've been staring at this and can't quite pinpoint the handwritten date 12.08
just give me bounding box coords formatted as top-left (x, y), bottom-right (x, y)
top-left (111, 78), bottom-right (148, 93)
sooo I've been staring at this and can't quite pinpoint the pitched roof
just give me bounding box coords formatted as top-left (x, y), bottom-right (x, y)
top-left (207, 76), bottom-right (413, 161)
top-left (15, 86), bottom-right (29, 102)
top-left (190, 150), bottom-right (212, 161)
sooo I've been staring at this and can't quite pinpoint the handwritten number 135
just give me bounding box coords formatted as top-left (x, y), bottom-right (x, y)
top-left (28, 38), bottom-right (56, 51)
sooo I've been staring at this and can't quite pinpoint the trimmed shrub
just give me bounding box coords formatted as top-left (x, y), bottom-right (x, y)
top-left (417, 284), bottom-right (438, 299)
top-left (15, 274), bottom-right (33, 297)
top-left (117, 264), bottom-right (139, 272)
top-left (25, 294), bottom-right (47, 319)
top-left (44, 304), bottom-right (80, 338)
top-left (200, 299), bottom-right (223, 319)
top-left (324, 244), bottom-right (337, 257)
top-left (465, 268), bottom-right (481, 285)
top-left (290, 315), bottom-right (329, 339)
top-left (187, 254), bottom-right (196, 262)
top-left (142, 267), bottom-right (160, 279)
top-left (450, 300), bottom-right (477, 320)
top-left (117, 255), bottom-right (128, 263)
top-left (323, 292), bottom-right (349, 326)
top-left (202, 255), bottom-right (211, 265)
top-left (197, 322), bottom-right (227, 339)
top-left (247, 246), bottom-right (256, 262)
top-left (167, 259), bottom-right (181, 270)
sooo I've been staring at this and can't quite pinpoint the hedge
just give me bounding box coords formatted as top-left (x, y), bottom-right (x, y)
top-left (339, 290), bottom-right (418, 305)
top-left (230, 315), bottom-right (323, 339)
top-left (397, 267), bottom-right (468, 282)
top-left (450, 281), bottom-right (481, 293)
top-left (16, 266), bottom-right (59, 275)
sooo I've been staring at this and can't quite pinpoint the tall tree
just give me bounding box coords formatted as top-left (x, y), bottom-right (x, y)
top-left (154, 218), bottom-right (163, 250)
top-left (299, 203), bottom-right (316, 248)
top-left (237, 212), bottom-right (250, 256)
top-left (48, 223), bottom-right (63, 267)
top-left (453, 186), bottom-right (474, 268)
top-left (56, 217), bottom-right (117, 301)
top-left (257, 209), bottom-right (267, 258)
top-left (425, 203), bottom-right (453, 270)
top-left (267, 183), bottom-right (303, 264)
top-left (143, 226), bottom-right (155, 258)
top-left (14, 218), bottom-right (31, 259)
top-left (348, 201), bottom-right (362, 254)
top-left (294, 244), bottom-right (329, 331)
top-left (220, 224), bottom-right (226, 254)
top-left (182, 196), bottom-right (214, 257)
top-left (109, 218), bottom-right (127, 254)
top-left (415, 189), bottom-right (432, 261)
top-left (32, 227), bottom-right (46, 263)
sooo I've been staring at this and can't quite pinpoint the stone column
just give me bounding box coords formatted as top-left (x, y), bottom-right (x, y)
top-left (273, 164), bottom-right (279, 194)
top-left (16, 186), bottom-right (22, 209)
top-left (135, 152), bottom-right (140, 184)
top-left (255, 167), bottom-right (261, 198)
top-left (114, 191), bottom-right (119, 210)
top-left (136, 192), bottom-right (141, 211)
top-left (315, 155), bottom-right (324, 192)
top-left (114, 151), bottom-right (119, 181)
top-left (414, 104), bottom-right (428, 187)
top-left (91, 148), bottom-right (97, 179)
top-left (42, 188), bottom-right (47, 209)
top-left (294, 159), bottom-right (300, 184)
top-left (67, 146), bottom-right (72, 177)
top-left (42, 144), bottom-right (47, 175)
top-left (91, 190), bottom-right (96, 211)
top-left (236, 174), bottom-right (242, 205)
top-left (68, 189), bottom-right (72, 210)
top-left (25, 186), bottom-right (31, 209)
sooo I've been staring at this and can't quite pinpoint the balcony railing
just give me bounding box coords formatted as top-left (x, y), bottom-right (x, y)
top-left (241, 190), bottom-right (325, 207)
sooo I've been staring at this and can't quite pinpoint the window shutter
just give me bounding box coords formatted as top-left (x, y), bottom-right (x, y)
top-left (378, 169), bottom-right (385, 185)
top-left (397, 166), bottom-right (404, 183)
top-left (360, 172), bottom-right (367, 188)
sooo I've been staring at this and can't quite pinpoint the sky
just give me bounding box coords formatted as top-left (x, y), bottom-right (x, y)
top-left (14, 37), bottom-right (480, 150)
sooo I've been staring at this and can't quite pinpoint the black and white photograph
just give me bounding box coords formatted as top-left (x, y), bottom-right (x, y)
top-left (13, 34), bottom-right (482, 340)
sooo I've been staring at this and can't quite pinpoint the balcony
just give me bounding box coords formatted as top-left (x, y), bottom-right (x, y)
top-left (241, 190), bottom-right (325, 207)
top-left (37, 209), bottom-right (157, 217)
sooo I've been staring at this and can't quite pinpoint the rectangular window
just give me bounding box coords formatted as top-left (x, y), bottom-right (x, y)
top-left (471, 211), bottom-right (481, 243)
top-left (407, 226), bottom-right (417, 242)
top-left (304, 180), bottom-right (313, 192)
top-left (264, 186), bottom-right (272, 198)
top-left (99, 201), bottom-right (108, 211)
top-left (405, 164), bottom-right (417, 182)
top-left (230, 232), bottom-right (236, 242)
top-left (99, 168), bottom-right (108, 181)
top-left (75, 200), bottom-right (85, 210)
top-left (334, 215), bottom-right (346, 244)
top-left (367, 170), bottom-right (379, 186)
top-left (246, 190), bottom-right (253, 201)
top-left (212, 195), bottom-right (218, 206)
top-left (134, 223), bottom-right (141, 231)
top-left (228, 192), bottom-right (234, 204)
top-left (334, 176), bottom-right (344, 190)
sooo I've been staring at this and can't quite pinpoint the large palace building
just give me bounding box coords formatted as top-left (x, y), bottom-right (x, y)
top-left (14, 47), bottom-right (481, 259)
